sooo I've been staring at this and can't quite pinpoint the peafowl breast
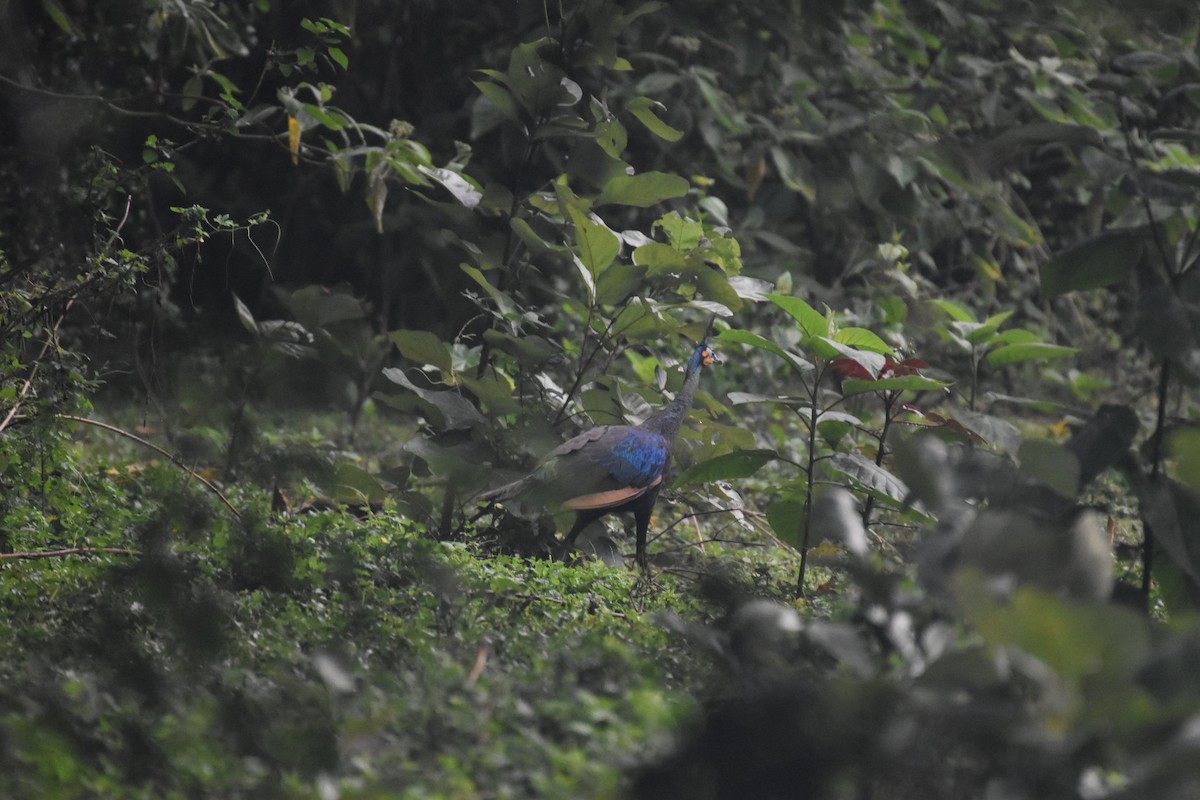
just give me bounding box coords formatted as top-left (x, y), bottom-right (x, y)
top-left (482, 339), bottom-right (718, 570)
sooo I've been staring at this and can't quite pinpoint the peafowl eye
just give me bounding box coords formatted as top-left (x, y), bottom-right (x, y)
top-left (480, 339), bottom-right (719, 571)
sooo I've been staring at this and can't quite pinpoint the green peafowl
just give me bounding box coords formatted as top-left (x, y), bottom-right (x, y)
top-left (480, 337), bottom-right (719, 570)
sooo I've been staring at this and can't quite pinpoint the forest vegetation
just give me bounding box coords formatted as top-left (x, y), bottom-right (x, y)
top-left (3, 0), bottom-right (1200, 797)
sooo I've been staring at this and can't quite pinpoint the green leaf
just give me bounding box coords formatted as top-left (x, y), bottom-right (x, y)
top-left (716, 329), bottom-right (813, 374)
top-left (633, 242), bottom-right (688, 276)
top-left (987, 341), bottom-right (1078, 367)
top-left (417, 166), bottom-right (482, 208)
top-left (656, 212), bottom-right (703, 250)
top-left (674, 449), bottom-right (778, 486)
top-left (389, 330), bottom-right (454, 373)
top-left (326, 462), bottom-right (388, 504)
top-left (1171, 428), bottom-right (1200, 492)
top-left (594, 118), bottom-right (628, 158)
top-left (1040, 231), bottom-right (1143, 298)
top-left (627, 96), bottom-right (684, 142)
top-left (482, 330), bottom-right (560, 365)
top-left (963, 310), bottom-right (1015, 344)
top-left (767, 499), bottom-right (807, 550)
top-left (567, 206), bottom-right (620, 276)
top-left (811, 488), bottom-right (869, 558)
top-left (595, 172), bottom-right (689, 207)
top-left (1137, 285), bottom-right (1197, 361)
top-left (833, 327), bottom-right (895, 356)
top-left (596, 262), bottom-right (647, 305)
top-left (841, 374), bottom-right (951, 397)
top-left (232, 293), bottom-right (258, 336)
top-left (1139, 477), bottom-right (1200, 584)
top-left (381, 369), bottom-right (486, 431)
top-left (768, 293), bottom-right (829, 339)
top-left (695, 75), bottom-right (742, 132)
top-left (40, 0), bottom-right (79, 36)
top-left (829, 452), bottom-right (911, 507)
top-left (277, 287), bottom-right (364, 331)
top-left (473, 80), bottom-right (524, 129)
top-left (460, 372), bottom-right (521, 416)
top-left (769, 146), bottom-right (815, 201)
top-left (813, 338), bottom-right (885, 374)
top-left (1018, 440), bottom-right (1081, 498)
top-left (461, 265), bottom-right (517, 317)
top-left (930, 298), bottom-right (977, 323)
top-left (695, 266), bottom-right (743, 314)
top-left (327, 46), bottom-right (349, 70)
top-left (962, 586), bottom-right (1149, 683)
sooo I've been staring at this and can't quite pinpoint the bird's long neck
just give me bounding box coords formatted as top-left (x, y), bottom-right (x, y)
top-left (640, 359), bottom-right (703, 441)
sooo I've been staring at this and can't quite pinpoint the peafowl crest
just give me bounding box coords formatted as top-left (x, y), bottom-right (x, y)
top-left (481, 337), bottom-right (719, 570)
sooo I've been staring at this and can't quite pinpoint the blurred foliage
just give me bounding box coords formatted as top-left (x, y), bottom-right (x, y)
top-left (4, 0), bottom-right (1200, 796)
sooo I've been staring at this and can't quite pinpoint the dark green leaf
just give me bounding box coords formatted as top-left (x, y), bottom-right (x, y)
top-left (567, 206), bottom-right (620, 276)
top-left (389, 330), bottom-right (454, 373)
top-left (1040, 231), bottom-right (1143, 298)
top-left (767, 498), bottom-right (807, 550)
top-left (381, 369), bottom-right (485, 431)
top-left (1018, 440), bottom-right (1081, 498)
top-left (674, 449), bottom-right (778, 486)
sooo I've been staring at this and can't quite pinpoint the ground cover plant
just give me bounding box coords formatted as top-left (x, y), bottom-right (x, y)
top-left (3, 0), bottom-right (1200, 797)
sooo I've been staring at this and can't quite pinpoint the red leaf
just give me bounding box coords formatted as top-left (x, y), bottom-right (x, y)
top-left (832, 358), bottom-right (874, 381)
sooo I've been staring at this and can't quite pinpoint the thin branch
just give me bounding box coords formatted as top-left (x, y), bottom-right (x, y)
top-left (0, 299), bottom-right (75, 435)
top-left (0, 547), bottom-right (137, 562)
top-left (57, 414), bottom-right (242, 520)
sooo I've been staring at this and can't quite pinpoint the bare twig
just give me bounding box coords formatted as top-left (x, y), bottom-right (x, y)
top-left (57, 414), bottom-right (242, 520)
top-left (0, 299), bottom-right (75, 435)
top-left (0, 547), bottom-right (137, 562)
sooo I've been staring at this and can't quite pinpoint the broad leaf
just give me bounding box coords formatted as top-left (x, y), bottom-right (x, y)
top-left (833, 327), bottom-right (895, 356)
top-left (389, 330), bottom-right (454, 373)
top-left (767, 498), bottom-right (807, 550)
top-left (567, 206), bottom-right (620, 275)
top-left (674, 449), bottom-right (778, 486)
top-left (931, 298), bottom-right (977, 323)
top-left (841, 374), bottom-right (951, 397)
top-left (596, 171), bottom-right (689, 207)
top-left (1040, 230), bottom-right (1142, 298)
top-left (810, 488), bottom-right (869, 558)
top-left (381, 368), bottom-right (486, 431)
top-left (633, 242), bottom-right (688, 275)
top-left (1139, 477), bottom-right (1200, 584)
top-left (716, 329), bottom-right (813, 374)
top-left (657, 212), bottom-right (703, 250)
top-left (987, 341), bottom-right (1078, 367)
top-left (769, 293), bottom-right (829, 339)
top-left (1018, 440), bottom-right (1081, 498)
top-left (829, 452), bottom-right (911, 508)
top-left (417, 165), bottom-right (482, 208)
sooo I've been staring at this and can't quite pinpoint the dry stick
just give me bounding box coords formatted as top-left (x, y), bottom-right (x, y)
top-left (57, 414), bottom-right (242, 520)
top-left (0, 299), bottom-right (76, 436)
top-left (0, 547), bottom-right (137, 562)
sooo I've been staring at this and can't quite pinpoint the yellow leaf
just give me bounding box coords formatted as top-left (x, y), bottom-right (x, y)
top-left (288, 115), bottom-right (301, 164)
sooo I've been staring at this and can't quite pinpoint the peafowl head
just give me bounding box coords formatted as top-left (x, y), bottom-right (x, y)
top-left (689, 340), bottom-right (720, 374)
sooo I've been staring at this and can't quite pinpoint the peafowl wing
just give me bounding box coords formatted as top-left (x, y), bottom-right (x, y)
top-left (490, 425), bottom-right (669, 513)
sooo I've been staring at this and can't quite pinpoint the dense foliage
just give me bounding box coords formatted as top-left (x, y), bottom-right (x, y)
top-left (3, 0), bottom-right (1200, 797)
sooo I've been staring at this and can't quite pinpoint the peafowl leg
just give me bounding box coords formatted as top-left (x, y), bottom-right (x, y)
top-left (560, 511), bottom-right (596, 557)
top-left (634, 509), bottom-right (651, 572)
